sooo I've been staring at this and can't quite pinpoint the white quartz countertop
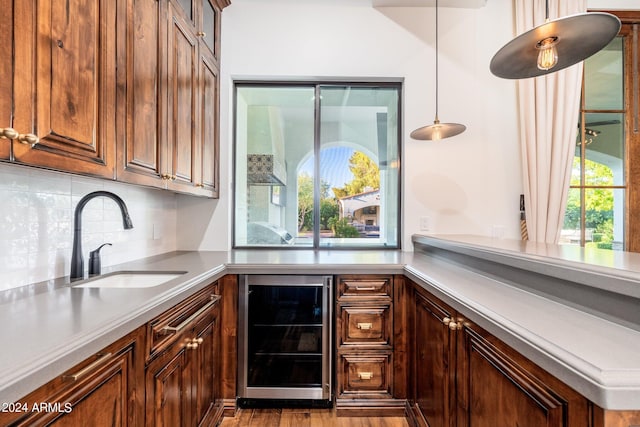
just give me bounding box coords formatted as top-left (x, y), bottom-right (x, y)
top-left (1, 238), bottom-right (639, 411)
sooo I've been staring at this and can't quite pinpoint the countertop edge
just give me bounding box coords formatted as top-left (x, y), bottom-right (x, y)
top-left (1, 246), bottom-right (640, 410)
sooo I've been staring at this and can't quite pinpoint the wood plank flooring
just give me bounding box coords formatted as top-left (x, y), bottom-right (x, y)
top-left (219, 408), bottom-right (410, 427)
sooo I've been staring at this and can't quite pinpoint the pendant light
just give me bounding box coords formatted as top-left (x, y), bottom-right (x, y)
top-left (490, 1), bottom-right (620, 80)
top-left (410, 0), bottom-right (465, 141)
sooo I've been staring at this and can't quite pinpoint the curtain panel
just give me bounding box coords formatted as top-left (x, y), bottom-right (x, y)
top-left (516, 0), bottom-right (585, 243)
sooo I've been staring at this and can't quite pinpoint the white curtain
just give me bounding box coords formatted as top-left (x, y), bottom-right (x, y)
top-left (517, 0), bottom-right (585, 243)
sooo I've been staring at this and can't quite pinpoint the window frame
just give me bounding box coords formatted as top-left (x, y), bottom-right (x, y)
top-left (231, 79), bottom-right (403, 250)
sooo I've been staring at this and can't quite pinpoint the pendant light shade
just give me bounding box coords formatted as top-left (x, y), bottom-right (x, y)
top-left (411, 0), bottom-right (465, 141)
top-left (410, 120), bottom-right (466, 141)
top-left (490, 11), bottom-right (621, 80)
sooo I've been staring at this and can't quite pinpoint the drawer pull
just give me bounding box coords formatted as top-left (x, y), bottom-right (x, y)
top-left (185, 337), bottom-right (204, 350)
top-left (354, 286), bottom-right (376, 291)
top-left (442, 317), bottom-right (462, 330)
top-left (63, 353), bottom-right (112, 381)
top-left (0, 127), bottom-right (18, 139)
top-left (357, 322), bottom-right (373, 330)
top-left (358, 372), bottom-right (373, 380)
top-left (161, 295), bottom-right (220, 334)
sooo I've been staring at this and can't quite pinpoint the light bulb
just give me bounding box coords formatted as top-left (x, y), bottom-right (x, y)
top-left (431, 124), bottom-right (442, 141)
top-left (536, 36), bottom-right (558, 71)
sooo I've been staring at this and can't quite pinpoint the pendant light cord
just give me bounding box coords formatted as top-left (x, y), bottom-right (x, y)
top-left (545, 0), bottom-right (550, 21)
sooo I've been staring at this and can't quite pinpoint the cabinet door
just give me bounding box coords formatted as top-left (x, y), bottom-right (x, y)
top-left (413, 290), bottom-right (455, 427)
top-left (456, 322), bottom-right (591, 427)
top-left (0, 328), bottom-right (144, 427)
top-left (146, 346), bottom-right (192, 427)
top-left (0, 0), bottom-right (11, 160)
top-left (116, 0), bottom-right (166, 189)
top-left (191, 306), bottom-right (222, 426)
top-left (166, 4), bottom-right (199, 193)
top-left (195, 52), bottom-right (220, 197)
top-left (12, 0), bottom-right (116, 178)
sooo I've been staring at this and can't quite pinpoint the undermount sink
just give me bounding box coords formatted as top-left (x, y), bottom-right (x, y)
top-left (73, 271), bottom-right (187, 289)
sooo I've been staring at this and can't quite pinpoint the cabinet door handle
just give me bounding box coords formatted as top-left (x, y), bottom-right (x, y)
top-left (17, 133), bottom-right (39, 146)
top-left (357, 322), bottom-right (373, 330)
top-left (161, 295), bottom-right (220, 334)
top-left (442, 316), bottom-right (462, 330)
top-left (197, 31), bottom-right (206, 37)
top-left (62, 353), bottom-right (112, 381)
top-left (0, 127), bottom-right (19, 139)
top-left (354, 286), bottom-right (376, 291)
top-left (358, 372), bottom-right (373, 380)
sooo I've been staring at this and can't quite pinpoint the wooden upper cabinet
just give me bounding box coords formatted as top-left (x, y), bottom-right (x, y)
top-left (197, 47), bottom-right (220, 197)
top-left (116, 0), bottom-right (166, 189)
top-left (115, 0), bottom-right (224, 197)
top-left (164, 0), bottom-right (222, 197)
top-left (166, 3), bottom-right (199, 193)
top-left (12, 0), bottom-right (117, 178)
top-left (0, 0), bottom-right (12, 160)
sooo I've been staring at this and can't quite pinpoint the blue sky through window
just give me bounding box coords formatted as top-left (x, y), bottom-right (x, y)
top-left (300, 146), bottom-right (356, 191)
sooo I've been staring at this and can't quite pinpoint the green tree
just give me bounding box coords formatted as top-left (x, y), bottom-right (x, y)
top-left (564, 158), bottom-right (615, 245)
top-left (298, 173), bottom-right (313, 232)
top-left (320, 198), bottom-right (339, 230)
top-left (298, 173), bottom-right (339, 231)
top-left (328, 217), bottom-right (360, 238)
top-left (333, 151), bottom-right (380, 197)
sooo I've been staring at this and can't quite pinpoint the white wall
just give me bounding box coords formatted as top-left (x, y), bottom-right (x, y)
top-left (0, 164), bottom-right (177, 291)
top-left (179, 0), bottom-right (523, 251)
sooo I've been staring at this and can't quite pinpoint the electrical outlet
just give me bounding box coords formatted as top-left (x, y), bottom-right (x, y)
top-left (153, 223), bottom-right (162, 240)
top-left (420, 216), bottom-right (431, 231)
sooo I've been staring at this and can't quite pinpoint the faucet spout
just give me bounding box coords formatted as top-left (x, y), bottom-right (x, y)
top-left (70, 191), bottom-right (134, 281)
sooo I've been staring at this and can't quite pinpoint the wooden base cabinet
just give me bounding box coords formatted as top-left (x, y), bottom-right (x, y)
top-left (0, 327), bottom-right (146, 427)
top-left (335, 275), bottom-right (407, 417)
top-left (145, 283), bottom-right (223, 427)
top-left (409, 282), bottom-right (592, 427)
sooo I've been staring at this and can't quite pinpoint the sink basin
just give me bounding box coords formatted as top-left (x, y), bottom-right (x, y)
top-left (73, 271), bottom-right (187, 289)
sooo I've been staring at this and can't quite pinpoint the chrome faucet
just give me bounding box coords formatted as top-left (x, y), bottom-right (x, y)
top-left (70, 191), bottom-right (134, 281)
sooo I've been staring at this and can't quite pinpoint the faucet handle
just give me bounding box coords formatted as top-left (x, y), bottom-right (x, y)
top-left (88, 243), bottom-right (112, 277)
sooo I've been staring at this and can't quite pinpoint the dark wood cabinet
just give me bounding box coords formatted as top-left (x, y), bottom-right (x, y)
top-left (145, 282), bottom-right (223, 427)
top-left (408, 281), bottom-right (593, 427)
top-left (116, 0), bottom-right (225, 197)
top-left (3, 0), bottom-right (228, 196)
top-left (164, 0), bottom-right (224, 197)
top-left (411, 288), bottom-right (455, 427)
top-left (0, 0), bottom-right (12, 160)
top-left (335, 274), bottom-right (406, 417)
top-left (10, 0), bottom-right (117, 179)
top-left (0, 327), bottom-right (146, 427)
top-left (456, 319), bottom-right (591, 427)
top-left (116, 0), bottom-right (166, 189)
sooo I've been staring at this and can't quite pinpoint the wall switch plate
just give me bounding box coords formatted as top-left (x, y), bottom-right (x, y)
top-left (420, 216), bottom-right (430, 231)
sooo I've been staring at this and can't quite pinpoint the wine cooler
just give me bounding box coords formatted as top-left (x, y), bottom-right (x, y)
top-left (238, 275), bottom-right (332, 406)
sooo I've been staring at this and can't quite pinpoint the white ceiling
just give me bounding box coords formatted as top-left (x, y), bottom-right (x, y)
top-left (372, 0), bottom-right (487, 7)
top-left (234, 0), bottom-right (487, 8)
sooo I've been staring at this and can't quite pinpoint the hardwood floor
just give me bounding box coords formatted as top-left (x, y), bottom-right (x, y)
top-left (219, 408), bottom-right (410, 427)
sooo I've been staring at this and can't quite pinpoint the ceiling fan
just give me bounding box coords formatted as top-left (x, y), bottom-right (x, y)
top-left (577, 119), bottom-right (620, 145)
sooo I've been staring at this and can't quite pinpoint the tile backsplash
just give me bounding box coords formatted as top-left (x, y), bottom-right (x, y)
top-left (0, 163), bottom-right (177, 291)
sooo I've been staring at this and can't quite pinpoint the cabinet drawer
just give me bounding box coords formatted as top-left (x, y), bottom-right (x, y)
top-left (337, 275), bottom-right (392, 300)
top-left (338, 353), bottom-right (392, 397)
top-left (147, 282), bottom-right (219, 360)
top-left (338, 304), bottom-right (391, 348)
